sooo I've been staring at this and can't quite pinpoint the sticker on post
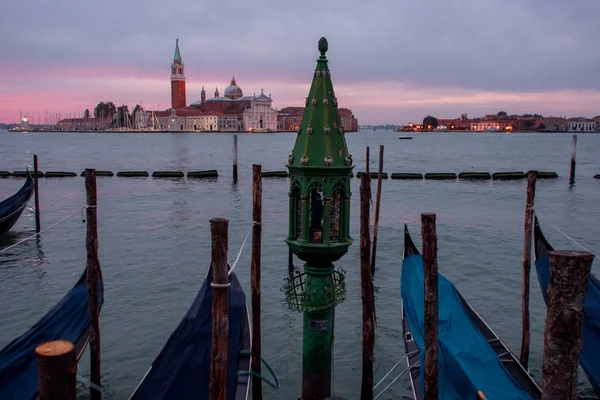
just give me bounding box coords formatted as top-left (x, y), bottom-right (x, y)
top-left (309, 320), bottom-right (328, 331)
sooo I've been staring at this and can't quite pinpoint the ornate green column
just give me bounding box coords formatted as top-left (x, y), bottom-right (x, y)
top-left (283, 37), bottom-right (353, 400)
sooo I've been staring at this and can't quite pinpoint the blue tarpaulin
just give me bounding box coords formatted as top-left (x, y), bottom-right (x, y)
top-left (401, 253), bottom-right (533, 399)
top-left (129, 268), bottom-right (248, 400)
top-left (0, 272), bottom-right (103, 400)
top-left (534, 219), bottom-right (600, 394)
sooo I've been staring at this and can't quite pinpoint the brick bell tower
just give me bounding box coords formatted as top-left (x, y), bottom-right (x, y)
top-left (170, 38), bottom-right (186, 109)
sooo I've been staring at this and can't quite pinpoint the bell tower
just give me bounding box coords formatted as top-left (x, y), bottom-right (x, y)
top-left (170, 38), bottom-right (186, 109)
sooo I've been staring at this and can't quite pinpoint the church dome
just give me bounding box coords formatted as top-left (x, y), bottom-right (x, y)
top-left (224, 76), bottom-right (243, 99)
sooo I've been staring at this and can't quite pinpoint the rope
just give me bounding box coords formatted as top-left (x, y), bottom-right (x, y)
top-left (228, 221), bottom-right (259, 276)
top-left (373, 352), bottom-right (412, 389)
top-left (76, 365), bottom-right (104, 397)
top-left (237, 350), bottom-right (279, 389)
top-left (0, 206), bottom-right (89, 255)
top-left (373, 363), bottom-right (412, 400)
top-left (535, 211), bottom-right (594, 255)
top-left (210, 282), bottom-right (231, 288)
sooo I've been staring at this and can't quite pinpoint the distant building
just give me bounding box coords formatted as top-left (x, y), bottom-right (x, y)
top-left (149, 39), bottom-right (279, 132)
top-left (56, 117), bottom-right (112, 131)
top-left (541, 116), bottom-right (567, 132)
top-left (594, 116), bottom-right (600, 132)
top-left (278, 106), bottom-right (358, 132)
top-left (567, 117), bottom-right (596, 132)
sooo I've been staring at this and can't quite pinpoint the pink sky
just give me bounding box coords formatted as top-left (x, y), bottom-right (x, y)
top-left (2, 66), bottom-right (599, 125)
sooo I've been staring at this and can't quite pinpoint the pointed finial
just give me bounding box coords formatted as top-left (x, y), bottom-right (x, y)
top-left (318, 37), bottom-right (328, 57)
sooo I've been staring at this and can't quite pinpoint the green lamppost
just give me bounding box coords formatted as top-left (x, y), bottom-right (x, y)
top-left (283, 37), bottom-right (353, 400)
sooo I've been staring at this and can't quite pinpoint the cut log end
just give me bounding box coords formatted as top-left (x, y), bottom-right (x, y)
top-left (35, 340), bottom-right (75, 357)
top-left (549, 250), bottom-right (595, 261)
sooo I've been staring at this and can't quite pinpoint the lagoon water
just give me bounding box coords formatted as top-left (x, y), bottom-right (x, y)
top-left (1, 130), bottom-right (599, 399)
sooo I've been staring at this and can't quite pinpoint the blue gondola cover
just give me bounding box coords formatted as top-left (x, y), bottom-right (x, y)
top-left (0, 272), bottom-right (104, 400)
top-left (130, 268), bottom-right (247, 400)
top-left (401, 253), bottom-right (533, 399)
top-left (534, 219), bottom-right (600, 394)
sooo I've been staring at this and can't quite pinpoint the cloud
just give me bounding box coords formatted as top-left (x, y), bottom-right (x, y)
top-left (0, 0), bottom-right (599, 123)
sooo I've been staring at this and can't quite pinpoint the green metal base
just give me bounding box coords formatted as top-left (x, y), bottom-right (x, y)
top-left (302, 309), bottom-right (333, 400)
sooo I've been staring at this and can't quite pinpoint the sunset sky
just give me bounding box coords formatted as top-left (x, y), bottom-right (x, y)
top-left (1, 0), bottom-right (599, 124)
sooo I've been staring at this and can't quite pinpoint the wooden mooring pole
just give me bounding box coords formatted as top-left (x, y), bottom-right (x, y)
top-left (233, 134), bottom-right (238, 183)
top-left (359, 173), bottom-right (374, 400)
top-left (520, 170), bottom-right (537, 369)
top-left (209, 217), bottom-right (229, 400)
top-left (85, 168), bottom-right (102, 400)
top-left (35, 340), bottom-right (77, 400)
top-left (371, 145), bottom-right (384, 276)
top-left (365, 146), bottom-right (370, 177)
top-left (421, 212), bottom-right (439, 400)
top-left (569, 134), bottom-right (577, 185)
top-left (251, 164), bottom-right (263, 400)
top-left (33, 154), bottom-right (41, 233)
top-left (541, 250), bottom-right (594, 400)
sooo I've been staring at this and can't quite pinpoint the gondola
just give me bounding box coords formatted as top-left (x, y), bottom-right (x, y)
top-left (534, 217), bottom-right (600, 395)
top-left (401, 224), bottom-right (541, 399)
top-left (129, 266), bottom-right (251, 400)
top-left (0, 173), bottom-right (35, 235)
top-left (0, 268), bottom-right (104, 399)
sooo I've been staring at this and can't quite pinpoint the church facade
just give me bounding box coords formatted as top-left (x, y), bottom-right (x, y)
top-left (148, 40), bottom-right (278, 132)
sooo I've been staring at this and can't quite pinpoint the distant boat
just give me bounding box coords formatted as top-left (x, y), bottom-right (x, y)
top-left (398, 136), bottom-right (413, 140)
top-left (401, 224), bottom-right (541, 399)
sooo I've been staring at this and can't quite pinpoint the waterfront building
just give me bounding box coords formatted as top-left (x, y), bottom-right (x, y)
top-left (278, 106), bottom-right (358, 132)
top-left (594, 116), bottom-right (600, 132)
top-left (567, 117), bottom-right (596, 132)
top-left (541, 116), bottom-right (568, 132)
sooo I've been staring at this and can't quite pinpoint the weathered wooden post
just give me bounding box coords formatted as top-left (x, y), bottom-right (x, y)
top-left (85, 168), bottom-right (102, 400)
top-left (365, 146), bottom-right (370, 177)
top-left (541, 250), bottom-right (594, 400)
top-left (520, 170), bottom-right (537, 369)
top-left (35, 340), bottom-right (77, 400)
top-left (209, 217), bottom-right (229, 400)
top-left (33, 154), bottom-right (41, 232)
top-left (251, 164), bottom-right (263, 400)
top-left (370, 145), bottom-right (384, 275)
top-left (233, 134), bottom-right (238, 182)
top-left (421, 212), bottom-right (439, 400)
top-left (283, 37), bottom-right (353, 400)
top-left (569, 134), bottom-right (577, 185)
top-left (360, 173), bottom-right (374, 400)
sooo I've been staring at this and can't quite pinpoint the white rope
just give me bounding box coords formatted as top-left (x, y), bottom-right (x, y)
top-left (228, 221), bottom-right (259, 276)
top-left (76, 364), bottom-right (104, 397)
top-left (535, 211), bottom-right (594, 254)
top-left (0, 206), bottom-right (89, 255)
top-left (211, 282), bottom-right (232, 288)
top-left (373, 352), bottom-right (412, 389)
top-left (373, 363), bottom-right (412, 400)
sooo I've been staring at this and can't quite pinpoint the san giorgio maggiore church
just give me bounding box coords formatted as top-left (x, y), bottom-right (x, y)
top-left (148, 39), bottom-right (279, 132)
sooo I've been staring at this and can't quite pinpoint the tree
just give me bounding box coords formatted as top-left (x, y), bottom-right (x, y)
top-left (94, 101), bottom-right (117, 119)
top-left (422, 116), bottom-right (438, 131)
top-left (84, 109), bottom-right (90, 119)
top-left (497, 111), bottom-right (507, 116)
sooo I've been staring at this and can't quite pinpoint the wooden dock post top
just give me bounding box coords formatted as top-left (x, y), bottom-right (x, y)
top-left (35, 340), bottom-right (74, 357)
top-left (548, 249), bottom-right (594, 260)
top-left (36, 340), bottom-right (77, 400)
